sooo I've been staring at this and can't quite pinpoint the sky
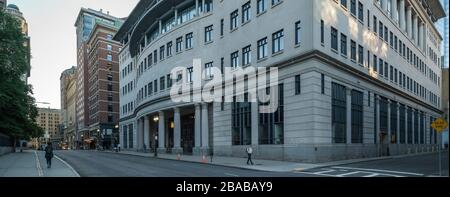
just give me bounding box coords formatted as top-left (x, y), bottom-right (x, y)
top-left (8, 0), bottom-right (139, 109)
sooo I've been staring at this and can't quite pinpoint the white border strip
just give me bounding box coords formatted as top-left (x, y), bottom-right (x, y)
top-left (55, 155), bottom-right (81, 177)
top-left (34, 151), bottom-right (44, 177)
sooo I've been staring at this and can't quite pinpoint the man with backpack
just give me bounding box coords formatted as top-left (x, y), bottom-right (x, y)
top-left (44, 142), bottom-right (54, 168)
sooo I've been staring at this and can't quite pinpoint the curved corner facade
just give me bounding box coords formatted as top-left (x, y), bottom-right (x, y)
top-left (116, 0), bottom-right (444, 162)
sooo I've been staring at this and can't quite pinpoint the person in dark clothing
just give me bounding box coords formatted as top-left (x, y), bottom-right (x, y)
top-left (44, 142), bottom-right (54, 168)
top-left (246, 146), bottom-right (254, 165)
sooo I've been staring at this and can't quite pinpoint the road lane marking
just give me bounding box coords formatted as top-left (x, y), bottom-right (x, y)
top-left (332, 166), bottom-right (423, 176)
top-left (336, 171), bottom-right (364, 177)
top-left (314, 170), bottom-right (336, 174)
top-left (224, 173), bottom-right (239, 177)
top-left (34, 151), bottom-right (43, 177)
top-left (363, 173), bottom-right (380, 177)
top-left (55, 155), bottom-right (81, 177)
top-left (294, 171), bottom-right (339, 177)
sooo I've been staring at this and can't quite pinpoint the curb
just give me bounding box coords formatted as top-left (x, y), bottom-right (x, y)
top-left (54, 154), bottom-right (81, 177)
top-left (98, 151), bottom-right (273, 173)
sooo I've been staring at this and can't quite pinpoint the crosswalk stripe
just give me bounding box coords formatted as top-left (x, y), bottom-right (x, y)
top-left (332, 166), bottom-right (424, 176)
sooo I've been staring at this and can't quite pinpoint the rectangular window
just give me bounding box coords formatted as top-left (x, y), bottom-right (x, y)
top-left (384, 26), bottom-right (388, 42)
top-left (160, 46), bottom-right (165, 60)
top-left (295, 21), bottom-right (301, 45)
top-left (160, 76), bottom-right (165, 90)
top-left (379, 21), bottom-right (383, 39)
top-left (167, 74), bottom-right (172, 88)
top-left (358, 1), bottom-right (364, 22)
top-left (205, 62), bottom-right (213, 79)
top-left (358, 45), bottom-right (364, 65)
top-left (384, 62), bottom-right (388, 77)
top-left (350, 0), bottom-right (356, 16)
top-left (187, 67), bottom-right (193, 83)
top-left (258, 84), bottom-right (284, 145)
top-left (373, 16), bottom-right (377, 34)
top-left (389, 31), bottom-right (393, 47)
top-left (350, 40), bottom-right (356, 61)
top-left (272, 29), bottom-right (284, 53)
top-left (351, 90), bottom-right (363, 143)
top-left (341, 33), bottom-right (347, 56)
top-left (331, 27), bottom-right (338, 51)
top-left (185, 33), bottom-right (193, 49)
top-left (321, 73), bottom-right (325, 94)
top-left (231, 51), bottom-right (239, 68)
top-left (107, 54), bottom-right (112, 61)
top-left (220, 19), bottom-right (224, 36)
top-left (257, 37), bottom-right (268, 59)
top-left (230, 10), bottom-right (239, 30)
top-left (332, 82), bottom-right (346, 143)
top-left (257, 0), bottom-right (267, 14)
top-left (390, 65), bottom-right (393, 81)
top-left (167, 42), bottom-right (172, 57)
top-left (176, 37), bottom-right (183, 52)
top-left (373, 55), bottom-right (378, 72)
top-left (394, 35), bottom-right (398, 51)
top-left (107, 44), bottom-right (112, 51)
top-left (242, 45), bottom-right (251, 66)
top-left (154, 50), bottom-right (157, 63)
top-left (341, 0), bottom-right (348, 8)
top-left (320, 20), bottom-right (324, 44)
top-left (394, 68), bottom-right (398, 83)
top-left (154, 80), bottom-right (158, 92)
top-left (295, 75), bottom-right (301, 95)
top-left (242, 2), bottom-right (251, 23)
top-left (379, 58), bottom-right (384, 75)
top-left (272, 0), bottom-right (282, 6)
top-left (205, 25), bottom-right (213, 43)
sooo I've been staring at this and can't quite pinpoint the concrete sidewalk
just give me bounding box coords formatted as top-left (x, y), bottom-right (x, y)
top-left (0, 150), bottom-right (79, 177)
top-left (100, 150), bottom-right (444, 172)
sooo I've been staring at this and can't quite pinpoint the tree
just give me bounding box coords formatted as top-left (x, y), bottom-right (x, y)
top-left (0, 9), bottom-right (43, 151)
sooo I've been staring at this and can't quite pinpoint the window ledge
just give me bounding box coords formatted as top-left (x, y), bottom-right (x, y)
top-left (230, 27), bottom-right (239, 33)
top-left (185, 48), bottom-right (193, 51)
top-left (257, 57), bottom-right (268, 63)
top-left (271, 50), bottom-right (284, 57)
top-left (256, 10), bottom-right (267, 17)
top-left (295, 43), bottom-right (301, 48)
top-left (271, 1), bottom-right (283, 9)
top-left (176, 51), bottom-right (183, 55)
top-left (205, 40), bottom-right (214, 45)
top-left (331, 48), bottom-right (338, 54)
top-left (242, 20), bottom-right (251, 27)
top-left (341, 54), bottom-right (348, 58)
top-left (242, 63), bottom-right (252, 68)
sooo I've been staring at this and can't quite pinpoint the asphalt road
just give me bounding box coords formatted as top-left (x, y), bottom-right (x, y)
top-left (55, 150), bottom-right (309, 177)
top-left (56, 150), bottom-right (448, 177)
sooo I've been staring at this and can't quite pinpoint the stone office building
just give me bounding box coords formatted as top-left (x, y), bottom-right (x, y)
top-left (114, 0), bottom-right (445, 162)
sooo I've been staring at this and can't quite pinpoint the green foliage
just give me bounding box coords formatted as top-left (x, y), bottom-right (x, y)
top-left (0, 10), bottom-right (43, 140)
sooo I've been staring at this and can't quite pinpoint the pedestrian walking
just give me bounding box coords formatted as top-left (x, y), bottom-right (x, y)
top-left (246, 146), bottom-right (254, 165)
top-left (44, 142), bottom-right (54, 168)
top-left (118, 143), bottom-right (121, 152)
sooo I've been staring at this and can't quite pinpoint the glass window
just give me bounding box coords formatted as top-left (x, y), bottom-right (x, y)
top-left (350, 40), bottom-right (356, 61)
top-left (176, 37), bottom-right (183, 52)
top-left (231, 51), bottom-right (239, 68)
top-left (351, 90), bottom-right (363, 143)
top-left (205, 25), bottom-right (213, 43)
top-left (242, 45), bottom-right (251, 66)
top-left (242, 2), bottom-right (251, 23)
top-left (257, 37), bottom-right (268, 59)
top-left (205, 62), bottom-right (213, 79)
top-left (341, 33), bottom-right (347, 56)
top-left (107, 54), bottom-right (112, 61)
top-left (295, 75), bottom-right (301, 95)
top-left (295, 21), bottom-right (301, 45)
top-left (185, 33), bottom-right (193, 49)
top-left (332, 82), bottom-right (346, 143)
top-left (257, 0), bottom-right (267, 14)
top-left (272, 29), bottom-right (284, 53)
top-left (331, 27), bottom-right (338, 50)
top-left (358, 45), bottom-right (364, 65)
top-left (230, 10), bottom-right (239, 30)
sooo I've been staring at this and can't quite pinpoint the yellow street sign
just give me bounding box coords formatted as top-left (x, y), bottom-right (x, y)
top-left (431, 118), bottom-right (448, 133)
